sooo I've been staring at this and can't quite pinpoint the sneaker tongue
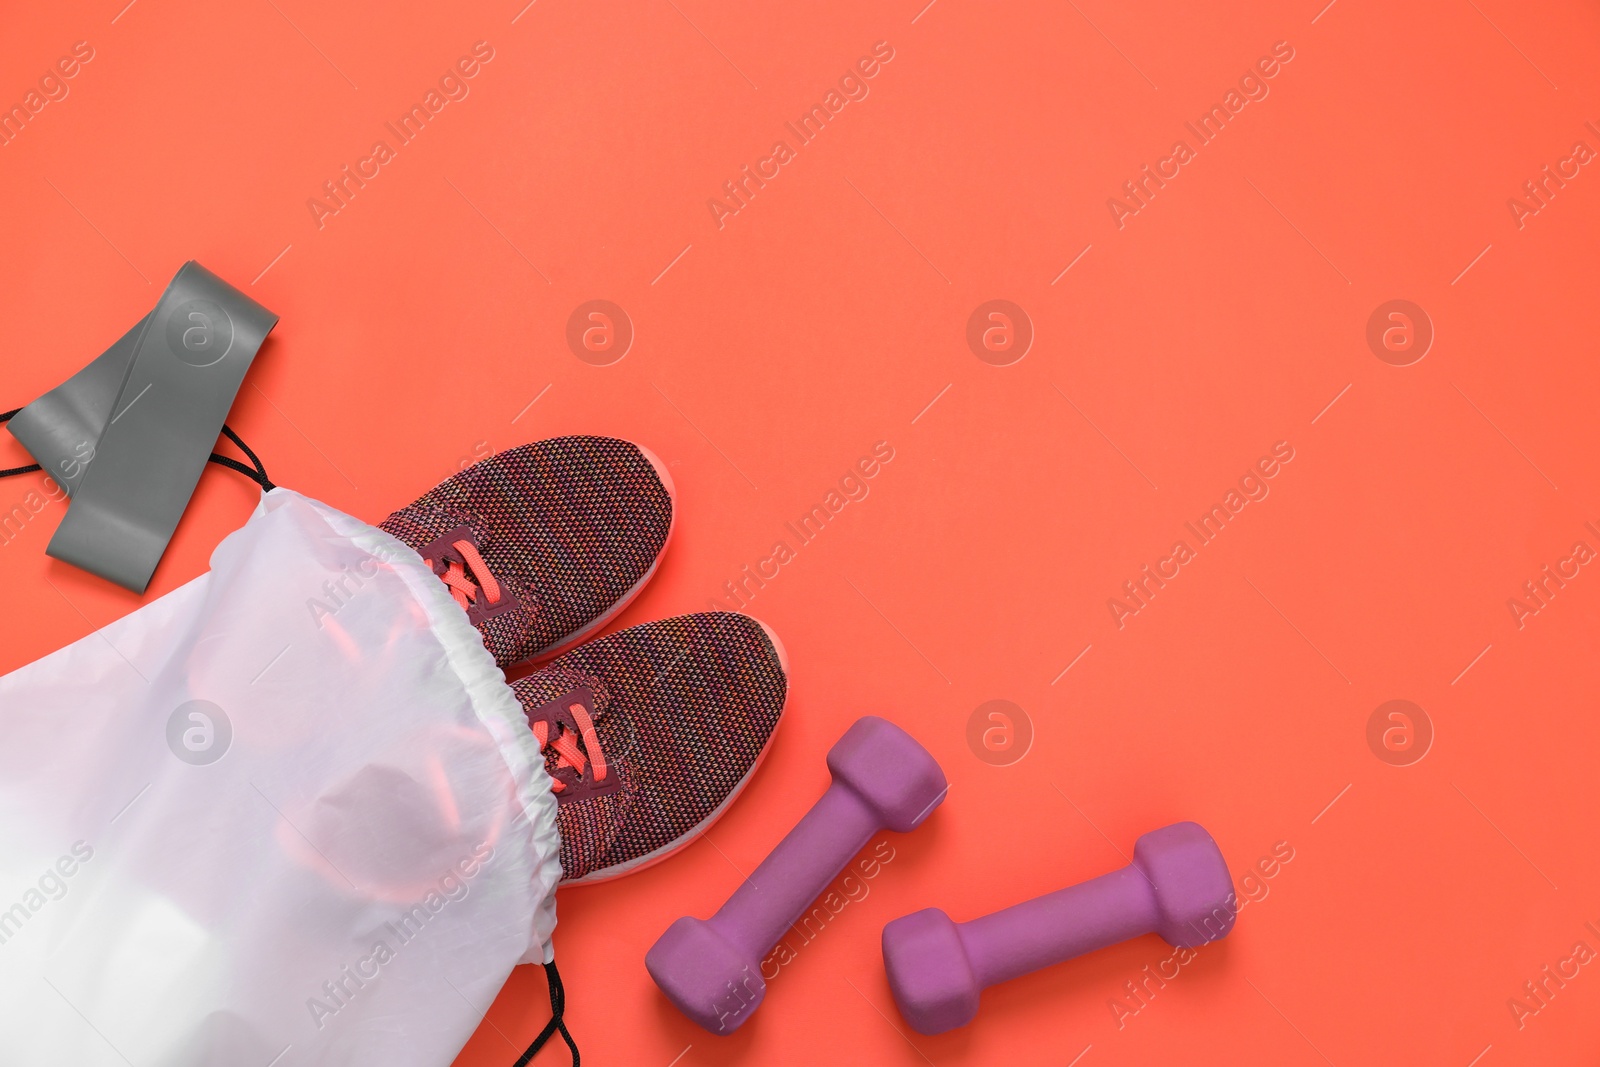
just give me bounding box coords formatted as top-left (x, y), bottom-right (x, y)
top-left (518, 664), bottom-right (606, 721)
top-left (518, 674), bottom-right (626, 806)
top-left (518, 673), bottom-right (606, 768)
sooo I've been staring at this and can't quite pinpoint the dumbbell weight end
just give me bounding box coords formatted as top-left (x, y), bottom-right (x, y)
top-left (648, 716), bottom-right (949, 1034)
top-left (883, 821), bottom-right (1235, 1035)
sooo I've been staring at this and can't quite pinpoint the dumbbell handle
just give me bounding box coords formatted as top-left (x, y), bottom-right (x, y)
top-left (960, 865), bottom-right (1156, 988)
top-left (710, 780), bottom-right (879, 959)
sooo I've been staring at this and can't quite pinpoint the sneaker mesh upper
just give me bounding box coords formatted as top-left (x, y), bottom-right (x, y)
top-left (512, 613), bottom-right (788, 882)
top-left (379, 437), bottom-right (672, 669)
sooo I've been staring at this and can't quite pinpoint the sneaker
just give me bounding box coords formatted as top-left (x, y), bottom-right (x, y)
top-left (380, 436), bottom-right (675, 669)
top-left (511, 612), bottom-right (790, 883)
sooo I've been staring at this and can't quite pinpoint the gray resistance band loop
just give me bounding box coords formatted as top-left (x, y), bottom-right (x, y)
top-left (7, 261), bottom-right (277, 592)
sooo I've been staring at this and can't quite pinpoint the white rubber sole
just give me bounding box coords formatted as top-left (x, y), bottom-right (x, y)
top-left (560, 617), bottom-right (790, 887)
top-left (520, 443), bottom-right (678, 665)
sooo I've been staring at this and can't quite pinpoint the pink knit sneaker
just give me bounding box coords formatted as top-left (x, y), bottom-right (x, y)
top-left (380, 436), bottom-right (675, 669)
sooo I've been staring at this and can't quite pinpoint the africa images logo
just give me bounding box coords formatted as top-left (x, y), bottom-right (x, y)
top-left (1107, 441), bottom-right (1296, 628)
top-left (306, 843), bottom-right (495, 1030)
top-left (1106, 41), bottom-right (1295, 229)
top-left (706, 41), bottom-right (896, 229)
top-left (0, 842), bottom-right (94, 949)
top-left (306, 42), bottom-right (496, 229)
top-left (166, 700), bottom-right (232, 765)
top-left (166, 299), bottom-right (235, 368)
top-left (708, 441), bottom-right (895, 612)
top-left (0, 40), bottom-right (95, 149)
top-left (566, 300), bottom-right (634, 366)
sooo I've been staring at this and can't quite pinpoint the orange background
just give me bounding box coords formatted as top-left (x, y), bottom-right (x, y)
top-left (3, 0), bottom-right (1600, 1064)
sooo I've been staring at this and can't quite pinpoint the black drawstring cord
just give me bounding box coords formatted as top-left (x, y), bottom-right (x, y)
top-left (0, 408), bottom-right (42, 479)
top-left (217, 424), bottom-right (274, 491)
top-left (0, 408), bottom-right (275, 492)
top-left (514, 961), bottom-right (580, 1066)
top-left (207, 422), bottom-right (276, 491)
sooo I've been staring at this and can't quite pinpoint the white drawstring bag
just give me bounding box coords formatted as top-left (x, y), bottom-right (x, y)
top-left (0, 489), bottom-right (566, 1066)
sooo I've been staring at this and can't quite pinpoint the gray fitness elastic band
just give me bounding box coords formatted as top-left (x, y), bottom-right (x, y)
top-left (8, 261), bottom-right (277, 592)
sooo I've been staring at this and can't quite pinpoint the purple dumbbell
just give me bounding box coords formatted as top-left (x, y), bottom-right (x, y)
top-left (646, 716), bottom-right (948, 1034)
top-left (882, 821), bottom-right (1236, 1035)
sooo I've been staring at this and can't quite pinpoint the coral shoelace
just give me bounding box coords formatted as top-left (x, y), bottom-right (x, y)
top-left (532, 703), bottom-right (608, 793)
top-left (425, 539), bottom-right (503, 611)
